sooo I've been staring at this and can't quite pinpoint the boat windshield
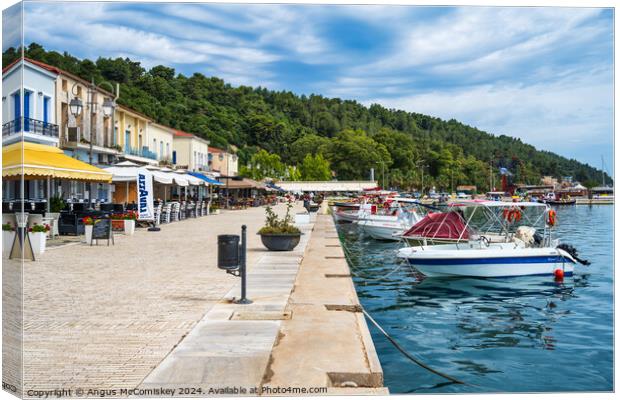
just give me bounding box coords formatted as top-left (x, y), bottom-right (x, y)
top-left (450, 200), bottom-right (549, 237)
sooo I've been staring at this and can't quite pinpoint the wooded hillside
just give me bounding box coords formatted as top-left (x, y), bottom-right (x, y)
top-left (4, 43), bottom-right (610, 191)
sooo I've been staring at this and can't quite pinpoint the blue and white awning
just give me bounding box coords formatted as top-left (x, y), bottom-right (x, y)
top-left (189, 171), bottom-right (223, 185)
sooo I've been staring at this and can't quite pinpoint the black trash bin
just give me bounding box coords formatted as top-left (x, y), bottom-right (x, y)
top-left (217, 234), bottom-right (240, 270)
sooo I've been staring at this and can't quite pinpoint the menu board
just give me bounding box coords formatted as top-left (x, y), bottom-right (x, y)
top-left (91, 219), bottom-right (113, 245)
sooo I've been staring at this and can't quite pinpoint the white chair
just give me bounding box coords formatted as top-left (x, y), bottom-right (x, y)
top-left (179, 202), bottom-right (186, 220)
top-left (161, 203), bottom-right (171, 224)
top-left (170, 202), bottom-right (180, 222)
top-left (153, 203), bottom-right (162, 226)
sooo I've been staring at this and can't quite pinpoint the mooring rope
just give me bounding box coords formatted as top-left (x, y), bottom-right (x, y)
top-left (335, 225), bottom-right (468, 386)
top-left (361, 308), bottom-right (466, 385)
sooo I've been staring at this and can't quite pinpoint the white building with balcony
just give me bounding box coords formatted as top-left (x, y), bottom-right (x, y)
top-left (2, 58), bottom-right (59, 146)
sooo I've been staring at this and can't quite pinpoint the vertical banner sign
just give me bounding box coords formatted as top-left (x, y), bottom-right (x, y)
top-left (137, 168), bottom-right (154, 221)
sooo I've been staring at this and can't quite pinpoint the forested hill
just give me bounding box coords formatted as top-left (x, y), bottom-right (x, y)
top-left (4, 43), bottom-right (611, 190)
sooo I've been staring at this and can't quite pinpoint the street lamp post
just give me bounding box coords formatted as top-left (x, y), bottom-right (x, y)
top-left (376, 161), bottom-right (386, 190)
top-left (70, 79), bottom-right (117, 209)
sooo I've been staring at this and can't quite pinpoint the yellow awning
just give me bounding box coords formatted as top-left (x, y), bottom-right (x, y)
top-left (2, 142), bottom-right (112, 182)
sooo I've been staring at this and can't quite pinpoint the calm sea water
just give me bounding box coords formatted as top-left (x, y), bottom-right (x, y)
top-left (337, 205), bottom-right (613, 393)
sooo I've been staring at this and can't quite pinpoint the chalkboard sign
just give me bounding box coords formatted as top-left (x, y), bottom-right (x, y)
top-left (91, 219), bottom-right (114, 246)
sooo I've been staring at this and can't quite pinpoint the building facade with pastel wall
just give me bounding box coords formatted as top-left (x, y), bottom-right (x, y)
top-left (208, 146), bottom-right (238, 176)
top-left (114, 105), bottom-right (157, 165)
top-left (148, 122), bottom-right (175, 165)
top-left (172, 130), bottom-right (210, 172)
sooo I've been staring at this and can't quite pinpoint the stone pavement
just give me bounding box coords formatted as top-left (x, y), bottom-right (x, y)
top-left (138, 213), bottom-right (314, 393)
top-left (139, 208), bottom-right (387, 396)
top-left (264, 212), bottom-right (387, 395)
top-left (12, 203), bottom-right (306, 395)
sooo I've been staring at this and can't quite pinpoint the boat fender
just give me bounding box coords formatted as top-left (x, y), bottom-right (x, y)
top-left (502, 208), bottom-right (522, 223)
top-left (556, 243), bottom-right (590, 265)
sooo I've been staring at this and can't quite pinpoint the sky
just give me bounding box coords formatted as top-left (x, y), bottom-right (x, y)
top-left (3, 1), bottom-right (614, 173)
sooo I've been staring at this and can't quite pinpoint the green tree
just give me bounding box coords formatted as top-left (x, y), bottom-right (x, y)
top-left (299, 154), bottom-right (332, 181)
top-left (324, 129), bottom-right (392, 180)
top-left (240, 149), bottom-right (285, 180)
top-left (289, 134), bottom-right (330, 164)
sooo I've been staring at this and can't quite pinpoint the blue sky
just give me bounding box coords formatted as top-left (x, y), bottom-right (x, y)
top-left (5, 2), bottom-right (615, 173)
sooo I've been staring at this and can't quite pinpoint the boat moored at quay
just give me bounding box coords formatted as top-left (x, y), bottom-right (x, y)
top-left (395, 200), bottom-right (589, 278)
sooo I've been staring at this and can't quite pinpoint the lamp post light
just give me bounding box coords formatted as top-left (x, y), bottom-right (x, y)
top-left (69, 97), bottom-right (83, 117)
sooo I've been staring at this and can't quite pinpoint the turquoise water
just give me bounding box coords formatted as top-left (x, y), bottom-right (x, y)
top-left (337, 205), bottom-right (613, 393)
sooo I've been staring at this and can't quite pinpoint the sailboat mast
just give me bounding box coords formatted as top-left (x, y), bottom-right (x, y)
top-left (602, 155), bottom-right (606, 186)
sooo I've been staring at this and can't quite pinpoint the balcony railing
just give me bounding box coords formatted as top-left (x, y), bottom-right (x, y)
top-left (3, 118), bottom-right (59, 139)
top-left (125, 146), bottom-right (158, 160)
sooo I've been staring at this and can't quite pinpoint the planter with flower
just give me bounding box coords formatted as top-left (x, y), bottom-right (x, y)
top-left (82, 216), bottom-right (95, 244)
top-left (110, 211), bottom-right (137, 234)
top-left (122, 211), bottom-right (137, 235)
top-left (2, 223), bottom-right (15, 258)
top-left (257, 202), bottom-right (302, 251)
top-left (28, 224), bottom-right (50, 254)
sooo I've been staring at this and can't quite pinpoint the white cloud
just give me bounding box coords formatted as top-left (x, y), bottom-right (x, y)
top-left (22, 2), bottom-right (282, 85)
top-left (2, 2), bottom-right (22, 51)
top-left (352, 7), bottom-right (605, 77)
top-left (18, 3), bottom-right (613, 168)
top-left (363, 67), bottom-right (613, 166)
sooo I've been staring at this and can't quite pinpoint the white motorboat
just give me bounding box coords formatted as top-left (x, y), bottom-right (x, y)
top-left (333, 195), bottom-right (403, 223)
top-left (357, 198), bottom-right (425, 240)
top-left (397, 200), bottom-right (589, 278)
top-left (397, 242), bottom-right (577, 278)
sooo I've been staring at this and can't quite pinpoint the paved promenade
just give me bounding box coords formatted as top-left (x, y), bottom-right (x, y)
top-left (17, 203), bottom-right (306, 394)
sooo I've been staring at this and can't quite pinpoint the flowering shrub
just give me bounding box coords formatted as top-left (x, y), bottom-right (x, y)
top-left (111, 211), bottom-right (138, 220)
top-left (29, 223), bottom-right (50, 233)
top-left (82, 216), bottom-right (95, 226)
top-left (2, 223), bottom-right (14, 231)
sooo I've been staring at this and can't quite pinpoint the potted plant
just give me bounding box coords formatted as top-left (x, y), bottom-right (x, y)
top-left (2, 223), bottom-right (15, 258)
top-left (258, 202), bottom-right (302, 251)
top-left (82, 216), bottom-right (94, 244)
top-left (28, 223), bottom-right (50, 254)
top-left (209, 203), bottom-right (220, 215)
top-left (123, 211), bottom-right (137, 235)
top-left (47, 196), bottom-right (65, 237)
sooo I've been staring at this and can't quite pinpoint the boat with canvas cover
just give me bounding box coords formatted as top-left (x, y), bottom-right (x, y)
top-left (397, 200), bottom-right (589, 278)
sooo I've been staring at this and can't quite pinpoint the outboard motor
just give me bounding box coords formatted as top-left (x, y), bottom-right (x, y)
top-left (557, 243), bottom-right (590, 265)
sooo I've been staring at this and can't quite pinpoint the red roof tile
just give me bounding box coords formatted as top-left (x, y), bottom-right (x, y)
top-left (174, 130), bottom-right (195, 138)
